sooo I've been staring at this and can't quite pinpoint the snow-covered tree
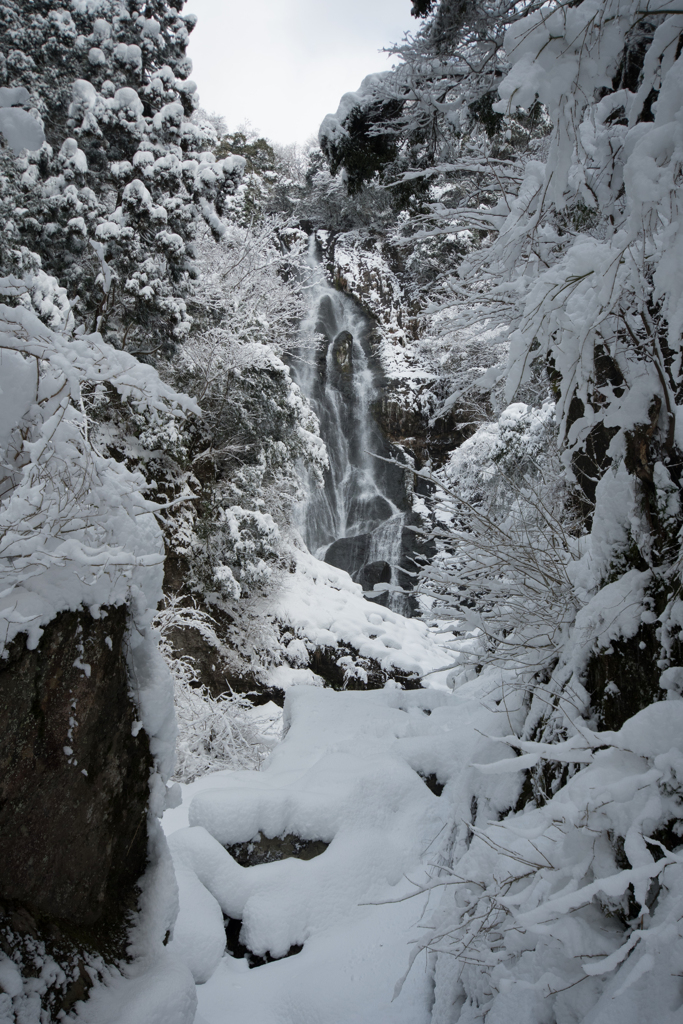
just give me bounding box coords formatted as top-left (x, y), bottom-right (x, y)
top-left (150, 219), bottom-right (326, 683)
top-left (0, 0), bottom-right (244, 357)
top-left (373, 3), bottom-right (683, 1018)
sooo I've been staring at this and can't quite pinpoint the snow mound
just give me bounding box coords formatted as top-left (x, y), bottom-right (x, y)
top-left (270, 548), bottom-right (454, 687)
top-left (161, 679), bottom-right (513, 1022)
top-left (161, 664), bottom-right (683, 1024)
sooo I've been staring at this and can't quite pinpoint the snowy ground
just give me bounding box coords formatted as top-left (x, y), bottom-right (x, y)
top-left (156, 551), bottom-right (683, 1024)
top-left (163, 687), bottom-right (448, 1024)
top-left (65, 545), bottom-right (683, 1024)
top-left (44, 529), bottom-right (683, 1024)
top-left (269, 548), bottom-right (456, 689)
top-left (158, 553), bottom-right (463, 1023)
top-left (160, 670), bottom-right (514, 1024)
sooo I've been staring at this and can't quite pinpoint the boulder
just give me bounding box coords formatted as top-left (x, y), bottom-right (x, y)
top-left (0, 607), bottom-right (151, 959)
top-left (344, 493), bottom-right (394, 534)
top-left (355, 560), bottom-right (391, 593)
top-left (226, 832), bottom-right (328, 868)
top-left (323, 533), bottom-right (369, 576)
top-left (329, 329), bottom-right (354, 398)
top-left (308, 640), bottom-right (421, 692)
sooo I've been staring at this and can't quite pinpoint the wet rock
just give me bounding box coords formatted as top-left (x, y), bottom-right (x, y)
top-left (226, 832), bottom-right (329, 867)
top-left (344, 494), bottom-right (394, 535)
top-left (372, 395), bottom-right (483, 469)
top-left (324, 533), bottom-right (370, 575)
top-left (373, 397), bottom-right (428, 443)
top-left (329, 330), bottom-right (354, 399)
top-left (355, 560), bottom-right (391, 593)
top-left (224, 916), bottom-right (303, 968)
top-left (315, 294), bottom-right (338, 342)
top-left (332, 330), bottom-right (353, 372)
top-left (364, 493), bottom-right (394, 523)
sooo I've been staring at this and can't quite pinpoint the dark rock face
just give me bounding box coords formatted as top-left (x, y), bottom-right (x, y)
top-left (373, 395), bottom-right (483, 469)
top-left (0, 606), bottom-right (152, 954)
top-left (362, 494), bottom-right (394, 525)
top-left (355, 560), bottom-right (391, 592)
top-left (332, 330), bottom-right (353, 372)
top-left (164, 618), bottom-right (232, 700)
top-left (419, 773), bottom-right (445, 797)
top-left (226, 832), bottom-right (329, 868)
top-left (330, 330), bottom-right (354, 399)
top-left (324, 533), bottom-right (370, 576)
top-left (315, 294), bottom-right (338, 346)
top-left (584, 621), bottom-right (669, 732)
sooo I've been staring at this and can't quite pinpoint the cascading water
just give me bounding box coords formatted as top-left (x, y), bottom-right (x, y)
top-left (290, 235), bottom-right (413, 616)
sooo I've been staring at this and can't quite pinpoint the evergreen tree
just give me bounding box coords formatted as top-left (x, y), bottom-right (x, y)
top-left (0, 0), bottom-right (244, 356)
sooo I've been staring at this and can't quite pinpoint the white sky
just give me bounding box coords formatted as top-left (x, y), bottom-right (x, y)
top-left (183, 0), bottom-right (416, 146)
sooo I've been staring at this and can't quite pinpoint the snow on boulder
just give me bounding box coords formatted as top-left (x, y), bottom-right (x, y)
top-left (161, 679), bottom-right (512, 1015)
top-left (270, 548), bottom-right (454, 686)
top-left (167, 866), bottom-right (226, 984)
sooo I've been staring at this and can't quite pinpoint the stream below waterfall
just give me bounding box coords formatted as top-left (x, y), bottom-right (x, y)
top-left (290, 235), bottom-right (415, 616)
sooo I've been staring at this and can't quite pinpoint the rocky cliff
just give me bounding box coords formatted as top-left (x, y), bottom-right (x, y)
top-left (0, 606), bottom-right (153, 1017)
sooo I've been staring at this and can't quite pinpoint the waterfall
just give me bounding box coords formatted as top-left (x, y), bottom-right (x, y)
top-left (290, 235), bottom-right (413, 616)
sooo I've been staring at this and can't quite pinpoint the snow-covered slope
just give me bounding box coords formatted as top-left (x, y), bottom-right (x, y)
top-left (161, 674), bottom-right (514, 1024)
top-left (160, 672), bottom-right (683, 1024)
top-left (269, 548), bottom-right (454, 688)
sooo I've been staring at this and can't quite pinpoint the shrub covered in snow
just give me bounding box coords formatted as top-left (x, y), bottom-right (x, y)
top-left (420, 401), bottom-right (581, 674)
top-left (311, 2), bottom-right (683, 1021)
